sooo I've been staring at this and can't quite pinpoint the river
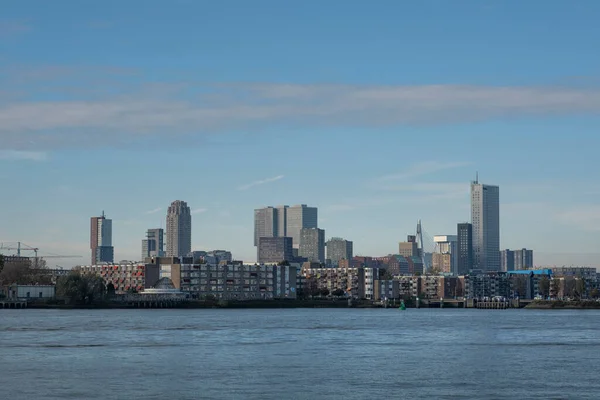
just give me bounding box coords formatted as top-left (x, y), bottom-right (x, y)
top-left (0, 308), bottom-right (598, 399)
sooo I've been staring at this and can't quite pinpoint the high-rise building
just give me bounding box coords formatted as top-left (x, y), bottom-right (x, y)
top-left (457, 223), bottom-right (473, 275)
top-left (142, 228), bottom-right (164, 260)
top-left (90, 212), bottom-right (114, 265)
top-left (254, 207), bottom-right (278, 246)
top-left (471, 176), bottom-right (500, 271)
top-left (258, 237), bottom-right (294, 264)
top-left (398, 235), bottom-right (419, 258)
top-left (326, 237), bottom-right (353, 267)
top-left (254, 204), bottom-right (318, 250)
top-left (286, 205), bottom-right (318, 249)
top-left (299, 228), bottom-right (325, 263)
top-left (514, 248), bottom-right (533, 270)
top-left (433, 235), bottom-right (458, 275)
top-left (500, 249), bottom-right (515, 272)
top-left (166, 200), bottom-right (192, 257)
top-left (501, 248), bottom-right (533, 271)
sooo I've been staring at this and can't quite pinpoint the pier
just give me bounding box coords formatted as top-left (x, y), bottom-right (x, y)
top-left (0, 300), bottom-right (27, 309)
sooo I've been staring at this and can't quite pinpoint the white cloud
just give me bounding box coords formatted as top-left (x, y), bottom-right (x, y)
top-left (378, 161), bottom-right (471, 181)
top-left (191, 208), bottom-right (208, 214)
top-left (145, 207), bottom-right (162, 214)
top-left (0, 150), bottom-right (47, 161)
top-left (3, 82), bottom-right (600, 149)
top-left (237, 175), bottom-right (284, 191)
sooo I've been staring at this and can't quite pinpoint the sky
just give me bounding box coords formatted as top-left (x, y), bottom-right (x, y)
top-left (2, 0), bottom-right (600, 268)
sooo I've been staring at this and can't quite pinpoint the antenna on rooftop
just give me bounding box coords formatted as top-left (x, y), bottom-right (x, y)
top-left (475, 171), bottom-right (479, 184)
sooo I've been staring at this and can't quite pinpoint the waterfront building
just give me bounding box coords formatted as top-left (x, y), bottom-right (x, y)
top-left (90, 212), bottom-right (114, 265)
top-left (471, 177), bottom-right (500, 271)
top-left (302, 267), bottom-right (379, 299)
top-left (78, 262), bottom-right (156, 293)
top-left (433, 235), bottom-right (458, 274)
top-left (463, 272), bottom-right (509, 299)
top-left (166, 200), bottom-right (192, 257)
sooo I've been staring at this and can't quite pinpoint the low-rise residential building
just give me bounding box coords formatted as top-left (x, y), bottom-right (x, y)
top-left (78, 262), bottom-right (154, 293)
top-left (303, 267), bottom-right (379, 299)
top-left (3, 284), bottom-right (55, 300)
top-left (463, 272), bottom-right (510, 299)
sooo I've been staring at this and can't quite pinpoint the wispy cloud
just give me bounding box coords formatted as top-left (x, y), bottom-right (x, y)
top-left (0, 20), bottom-right (31, 38)
top-left (0, 150), bottom-right (47, 161)
top-left (238, 175), bottom-right (284, 191)
top-left (145, 207), bottom-right (162, 215)
top-left (191, 208), bottom-right (208, 214)
top-left (3, 81), bottom-right (600, 149)
top-left (378, 161), bottom-right (471, 181)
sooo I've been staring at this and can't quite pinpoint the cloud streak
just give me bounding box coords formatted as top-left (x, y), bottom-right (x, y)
top-left (3, 81), bottom-right (600, 149)
top-left (191, 208), bottom-right (208, 214)
top-left (238, 175), bottom-right (284, 191)
top-left (0, 150), bottom-right (47, 161)
top-left (378, 161), bottom-right (471, 181)
top-left (145, 207), bottom-right (162, 215)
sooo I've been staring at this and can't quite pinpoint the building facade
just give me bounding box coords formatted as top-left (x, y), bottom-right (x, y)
top-left (457, 223), bottom-right (473, 275)
top-left (514, 248), bottom-right (533, 270)
top-left (398, 235), bottom-right (419, 257)
top-left (326, 237), bottom-right (353, 267)
top-left (258, 237), bottom-right (294, 264)
top-left (471, 178), bottom-right (500, 271)
top-left (254, 204), bottom-right (318, 250)
top-left (142, 228), bottom-right (164, 260)
top-left (433, 235), bottom-right (458, 274)
top-left (166, 200), bottom-right (192, 257)
top-left (90, 212), bottom-right (114, 265)
top-left (299, 228), bottom-right (325, 263)
top-left (78, 262), bottom-right (156, 293)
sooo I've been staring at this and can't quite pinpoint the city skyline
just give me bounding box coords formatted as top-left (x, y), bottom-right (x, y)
top-left (2, 1), bottom-right (600, 268)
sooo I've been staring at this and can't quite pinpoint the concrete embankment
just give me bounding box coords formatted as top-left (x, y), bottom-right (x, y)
top-left (526, 300), bottom-right (600, 309)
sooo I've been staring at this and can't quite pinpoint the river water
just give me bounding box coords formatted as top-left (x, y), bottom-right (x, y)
top-left (0, 308), bottom-right (598, 399)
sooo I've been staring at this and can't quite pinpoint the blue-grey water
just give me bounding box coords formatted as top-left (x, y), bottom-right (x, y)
top-left (1, 309), bottom-right (599, 399)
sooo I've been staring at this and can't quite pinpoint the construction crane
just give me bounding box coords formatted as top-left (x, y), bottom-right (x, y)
top-left (0, 241), bottom-right (82, 260)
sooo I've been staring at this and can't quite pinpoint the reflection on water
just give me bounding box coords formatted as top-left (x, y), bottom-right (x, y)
top-left (1, 309), bottom-right (599, 399)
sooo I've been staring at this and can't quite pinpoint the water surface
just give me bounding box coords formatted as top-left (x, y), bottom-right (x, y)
top-left (1, 309), bottom-right (598, 399)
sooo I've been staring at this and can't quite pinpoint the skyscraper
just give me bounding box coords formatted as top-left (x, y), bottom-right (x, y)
top-left (326, 237), bottom-right (353, 267)
top-left (166, 200), bottom-right (191, 257)
top-left (285, 205), bottom-right (318, 249)
top-left (457, 223), bottom-right (473, 275)
top-left (142, 228), bottom-right (164, 260)
top-left (299, 228), bottom-right (325, 263)
top-left (471, 176), bottom-right (500, 271)
top-left (514, 248), bottom-right (533, 270)
top-left (254, 204), bottom-right (318, 250)
top-left (90, 212), bottom-right (114, 265)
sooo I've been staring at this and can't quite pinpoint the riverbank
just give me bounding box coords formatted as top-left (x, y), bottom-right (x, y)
top-left (526, 300), bottom-right (600, 309)
top-left (23, 298), bottom-right (375, 310)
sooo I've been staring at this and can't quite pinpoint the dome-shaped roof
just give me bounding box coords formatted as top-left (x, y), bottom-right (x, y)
top-left (153, 277), bottom-right (176, 290)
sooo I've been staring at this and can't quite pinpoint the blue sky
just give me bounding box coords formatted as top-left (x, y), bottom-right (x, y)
top-left (2, 0), bottom-right (600, 267)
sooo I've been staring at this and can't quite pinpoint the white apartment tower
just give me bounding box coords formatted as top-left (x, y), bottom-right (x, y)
top-left (166, 200), bottom-right (192, 257)
top-left (471, 175), bottom-right (500, 271)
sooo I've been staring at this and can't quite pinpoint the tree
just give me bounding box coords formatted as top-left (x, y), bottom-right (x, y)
top-left (538, 276), bottom-right (550, 298)
top-left (56, 272), bottom-right (106, 305)
top-left (575, 278), bottom-right (586, 299)
top-left (382, 270), bottom-right (394, 281)
top-left (551, 278), bottom-right (562, 298)
top-left (320, 288), bottom-right (330, 297)
top-left (332, 288), bottom-right (345, 297)
top-left (0, 254), bottom-right (4, 274)
top-left (278, 260), bottom-right (290, 266)
top-left (106, 282), bottom-right (116, 296)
